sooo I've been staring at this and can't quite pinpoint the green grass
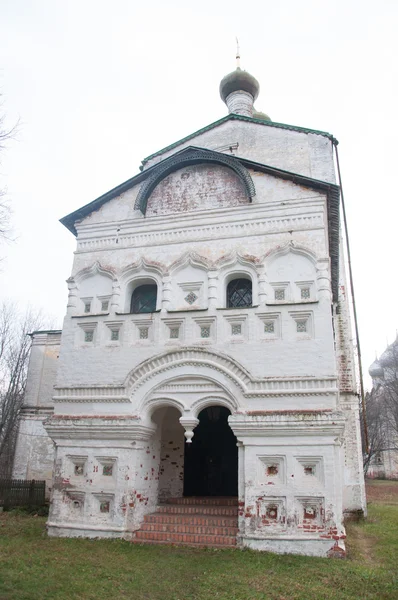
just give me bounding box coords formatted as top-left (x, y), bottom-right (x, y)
top-left (1, 487), bottom-right (398, 600)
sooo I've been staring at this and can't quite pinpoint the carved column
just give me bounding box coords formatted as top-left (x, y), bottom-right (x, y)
top-left (66, 278), bottom-right (78, 315)
top-left (111, 280), bottom-right (121, 312)
top-left (316, 259), bottom-right (332, 301)
top-left (179, 417), bottom-right (199, 444)
top-left (161, 276), bottom-right (172, 312)
top-left (208, 270), bottom-right (219, 309)
top-left (257, 266), bottom-right (267, 307)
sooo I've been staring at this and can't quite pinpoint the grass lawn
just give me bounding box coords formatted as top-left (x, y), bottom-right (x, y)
top-left (1, 481), bottom-right (397, 600)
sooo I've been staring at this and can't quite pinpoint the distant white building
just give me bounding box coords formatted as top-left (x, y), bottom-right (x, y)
top-left (13, 64), bottom-right (366, 556)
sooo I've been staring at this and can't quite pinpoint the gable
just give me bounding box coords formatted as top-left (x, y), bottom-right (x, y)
top-left (146, 163), bottom-right (249, 217)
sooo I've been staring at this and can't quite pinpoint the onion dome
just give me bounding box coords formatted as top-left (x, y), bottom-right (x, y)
top-left (219, 67), bottom-right (260, 104)
top-left (369, 359), bottom-right (384, 379)
top-left (252, 109), bottom-right (271, 122)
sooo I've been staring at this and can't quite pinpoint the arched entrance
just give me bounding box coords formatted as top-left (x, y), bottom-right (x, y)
top-left (184, 406), bottom-right (238, 497)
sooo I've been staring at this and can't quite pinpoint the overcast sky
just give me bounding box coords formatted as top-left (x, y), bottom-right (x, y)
top-left (0, 0), bottom-right (397, 387)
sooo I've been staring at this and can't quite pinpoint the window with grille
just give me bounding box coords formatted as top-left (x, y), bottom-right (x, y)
top-left (130, 284), bottom-right (157, 314)
top-left (227, 278), bottom-right (252, 308)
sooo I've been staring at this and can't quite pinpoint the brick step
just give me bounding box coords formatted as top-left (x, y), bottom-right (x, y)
top-left (135, 530), bottom-right (237, 546)
top-left (157, 504), bottom-right (238, 516)
top-left (132, 539), bottom-right (237, 549)
top-left (140, 522), bottom-right (239, 536)
top-left (166, 496), bottom-right (238, 506)
top-left (144, 513), bottom-right (238, 527)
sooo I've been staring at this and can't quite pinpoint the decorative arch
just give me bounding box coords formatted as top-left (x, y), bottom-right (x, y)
top-left (143, 397), bottom-right (186, 419)
top-left (168, 251), bottom-right (211, 275)
top-left (263, 241), bottom-right (318, 266)
top-left (120, 257), bottom-right (166, 282)
top-left (134, 148), bottom-right (256, 215)
top-left (190, 394), bottom-right (239, 418)
top-left (216, 251), bottom-right (260, 307)
top-left (120, 258), bottom-right (166, 312)
top-left (69, 261), bottom-right (117, 286)
top-left (125, 347), bottom-right (252, 399)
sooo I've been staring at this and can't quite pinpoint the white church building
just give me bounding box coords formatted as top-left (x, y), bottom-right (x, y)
top-left (13, 63), bottom-right (366, 556)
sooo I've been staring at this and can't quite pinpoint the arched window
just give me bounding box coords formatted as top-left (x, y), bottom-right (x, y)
top-left (227, 278), bottom-right (252, 308)
top-left (130, 284), bottom-right (157, 313)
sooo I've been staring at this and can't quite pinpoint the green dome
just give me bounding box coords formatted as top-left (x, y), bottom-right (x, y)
top-left (252, 109), bottom-right (271, 122)
top-left (220, 68), bottom-right (260, 103)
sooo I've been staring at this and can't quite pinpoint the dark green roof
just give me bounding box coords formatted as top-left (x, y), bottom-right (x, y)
top-left (141, 113), bottom-right (338, 167)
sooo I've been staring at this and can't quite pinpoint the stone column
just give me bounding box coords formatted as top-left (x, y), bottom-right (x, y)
top-left (66, 278), bottom-right (78, 315)
top-left (111, 280), bottom-right (121, 312)
top-left (208, 270), bottom-right (219, 309)
top-left (161, 276), bottom-right (172, 312)
top-left (257, 266), bottom-right (267, 307)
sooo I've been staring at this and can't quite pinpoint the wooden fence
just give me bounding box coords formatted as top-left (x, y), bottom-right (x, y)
top-left (0, 479), bottom-right (46, 508)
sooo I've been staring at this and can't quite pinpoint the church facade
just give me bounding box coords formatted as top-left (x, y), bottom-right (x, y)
top-left (13, 65), bottom-right (366, 556)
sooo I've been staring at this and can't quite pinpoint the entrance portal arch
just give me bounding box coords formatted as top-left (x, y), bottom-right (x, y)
top-left (184, 405), bottom-right (238, 497)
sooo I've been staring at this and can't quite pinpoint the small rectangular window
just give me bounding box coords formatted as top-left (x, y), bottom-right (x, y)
top-left (111, 329), bottom-right (119, 341)
top-left (296, 320), bottom-right (307, 333)
top-left (84, 302), bottom-right (91, 313)
top-left (170, 328), bottom-right (179, 339)
top-left (301, 288), bottom-right (310, 300)
top-left (139, 328), bottom-right (149, 339)
top-left (200, 326), bottom-right (210, 338)
top-left (85, 331), bottom-right (94, 342)
top-left (231, 324), bottom-right (241, 336)
top-left (264, 322), bottom-right (275, 334)
top-left (101, 300), bottom-right (109, 311)
top-left (275, 289), bottom-right (285, 301)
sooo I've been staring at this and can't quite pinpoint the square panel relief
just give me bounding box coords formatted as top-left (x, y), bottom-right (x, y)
top-left (131, 318), bottom-right (153, 343)
top-left (295, 456), bottom-right (324, 487)
top-left (93, 493), bottom-right (114, 520)
top-left (224, 314), bottom-right (247, 341)
top-left (64, 491), bottom-right (85, 519)
top-left (68, 455), bottom-right (88, 479)
top-left (178, 282), bottom-right (203, 308)
top-left (163, 318), bottom-right (185, 343)
top-left (296, 497), bottom-right (325, 529)
top-left (95, 457), bottom-right (117, 482)
top-left (193, 317), bottom-right (216, 342)
top-left (256, 497), bottom-right (286, 529)
top-left (257, 456), bottom-right (285, 486)
top-left (256, 313), bottom-right (281, 340)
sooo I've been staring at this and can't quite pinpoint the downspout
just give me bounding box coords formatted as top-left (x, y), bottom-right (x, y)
top-left (333, 141), bottom-right (369, 453)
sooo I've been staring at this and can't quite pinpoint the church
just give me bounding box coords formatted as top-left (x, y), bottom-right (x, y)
top-left (12, 61), bottom-right (366, 556)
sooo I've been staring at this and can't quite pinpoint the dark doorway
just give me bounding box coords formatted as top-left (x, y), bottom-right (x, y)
top-left (184, 406), bottom-right (238, 496)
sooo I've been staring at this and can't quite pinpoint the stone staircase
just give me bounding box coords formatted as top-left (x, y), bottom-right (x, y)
top-left (134, 496), bottom-right (239, 548)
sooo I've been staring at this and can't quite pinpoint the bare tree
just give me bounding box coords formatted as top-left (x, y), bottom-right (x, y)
top-left (364, 338), bottom-right (398, 475)
top-left (362, 390), bottom-right (388, 475)
top-left (0, 96), bottom-right (17, 249)
top-left (0, 302), bottom-right (45, 477)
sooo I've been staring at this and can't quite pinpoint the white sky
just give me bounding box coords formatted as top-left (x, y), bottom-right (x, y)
top-left (0, 0), bottom-right (397, 388)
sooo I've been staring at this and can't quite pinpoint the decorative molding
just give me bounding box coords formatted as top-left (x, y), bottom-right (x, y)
top-left (53, 386), bottom-right (129, 403)
top-left (134, 148), bottom-right (256, 214)
top-left (263, 240), bottom-right (318, 265)
top-left (228, 411), bottom-right (345, 438)
top-left (52, 347), bottom-right (338, 403)
top-left (69, 261), bottom-right (117, 285)
top-left (44, 416), bottom-right (156, 441)
top-left (76, 213), bottom-right (324, 253)
top-left (120, 257), bottom-right (166, 280)
top-left (169, 251), bottom-right (211, 274)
